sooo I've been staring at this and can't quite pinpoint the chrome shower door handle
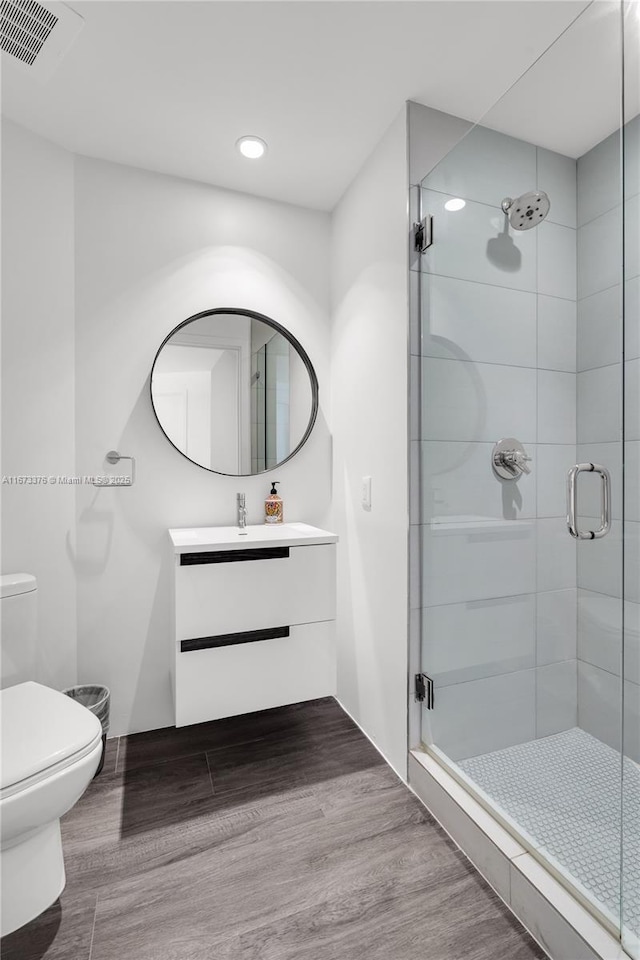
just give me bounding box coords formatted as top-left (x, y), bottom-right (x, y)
top-left (566, 463), bottom-right (611, 540)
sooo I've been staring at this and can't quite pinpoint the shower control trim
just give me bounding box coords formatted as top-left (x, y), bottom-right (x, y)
top-left (492, 438), bottom-right (532, 480)
top-left (567, 463), bottom-right (611, 540)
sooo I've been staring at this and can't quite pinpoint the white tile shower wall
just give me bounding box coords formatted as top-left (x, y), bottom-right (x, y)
top-left (422, 190), bottom-right (537, 292)
top-left (537, 370), bottom-right (576, 445)
top-left (575, 118), bottom-right (640, 756)
top-left (577, 206), bottom-right (623, 301)
top-left (536, 444), bottom-right (576, 518)
top-left (577, 126), bottom-right (622, 227)
top-left (627, 357), bottom-right (640, 440)
top-left (421, 274), bottom-right (537, 368)
top-left (422, 594), bottom-right (536, 688)
top-left (537, 221), bottom-right (577, 301)
top-left (537, 148), bottom-right (577, 228)
top-left (623, 678), bottom-right (640, 763)
top-left (627, 442), bottom-right (640, 522)
top-left (421, 441), bottom-right (536, 523)
top-left (578, 519), bottom-right (623, 599)
top-left (627, 276), bottom-right (640, 360)
top-left (537, 295), bottom-right (576, 372)
top-left (577, 285), bottom-right (622, 372)
top-left (536, 589), bottom-right (577, 666)
top-left (624, 521), bottom-right (640, 606)
top-left (625, 119), bottom-right (640, 773)
top-left (421, 357), bottom-right (537, 444)
top-left (577, 364), bottom-right (622, 444)
top-left (422, 520), bottom-right (536, 608)
top-left (576, 443), bottom-right (623, 520)
top-left (536, 660), bottom-right (578, 738)
top-left (578, 660), bottom-right (622, 753)
top-left (625, 193), bottom-right (640, 284)
top-left (536, 518), bottom-right (577, 594)
top-left (624, 115), bottom-right (640, 203)
top-left (429, 669), bottom-right (536, 762)
top-left (422, 124), bottom-right (537, 211)
top-left (577, 590), bottom-right (622, 678)
top-left (416, 125), bottom-right (578, 758)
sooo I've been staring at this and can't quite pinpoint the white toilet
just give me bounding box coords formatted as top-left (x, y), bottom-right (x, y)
top-left (0, 574), bottom-right (103, 937)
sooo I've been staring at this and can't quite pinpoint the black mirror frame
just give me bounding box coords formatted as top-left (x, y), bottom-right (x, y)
top-left (150, 307), bottom-right (319, 477)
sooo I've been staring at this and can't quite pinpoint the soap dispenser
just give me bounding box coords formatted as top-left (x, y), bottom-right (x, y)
top-left (264, 482), bottom-right (283, 525)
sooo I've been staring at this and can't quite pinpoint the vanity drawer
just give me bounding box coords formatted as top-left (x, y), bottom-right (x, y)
top-left (175, 543), bottom-right (336, 638)
top-left (174, 620), bottom-right (336, 726)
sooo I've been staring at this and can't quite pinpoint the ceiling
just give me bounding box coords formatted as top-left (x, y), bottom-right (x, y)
top-left (482, 0), bottom-right (640, 159)
top-left (1, 0), bottom-right (607, 211)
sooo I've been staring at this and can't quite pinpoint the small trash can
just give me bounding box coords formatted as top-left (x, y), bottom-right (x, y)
top-left (62, 685), bottom-right (110, 776)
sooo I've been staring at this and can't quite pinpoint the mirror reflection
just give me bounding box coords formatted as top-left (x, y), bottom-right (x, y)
top-left (150, 310), bottom-right (317, 476)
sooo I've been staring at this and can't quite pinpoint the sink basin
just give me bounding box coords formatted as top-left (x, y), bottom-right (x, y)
top-left (169, 522), bottom-right (338, 553)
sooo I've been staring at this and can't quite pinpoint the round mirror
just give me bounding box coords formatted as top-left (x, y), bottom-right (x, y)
top-left (150, 308), bottom-right (318, 476)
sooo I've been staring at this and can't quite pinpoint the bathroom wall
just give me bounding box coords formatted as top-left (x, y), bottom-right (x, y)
top-left (415, 122), bottom-right (579, 761)
top-left (330, 103), bottom-right (469, 779)
top-left (1, 120), bottom-right (78, 691)
top-left (576, 116), bottom-right (640, 760)
top-left (74, 157), bottom-right (332, 736)
top-left (330, 108), bottom-right (409, 778)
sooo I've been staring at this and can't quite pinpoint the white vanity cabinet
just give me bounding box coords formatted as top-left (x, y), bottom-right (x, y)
top-left (169, 523), bottom-right (338, 726)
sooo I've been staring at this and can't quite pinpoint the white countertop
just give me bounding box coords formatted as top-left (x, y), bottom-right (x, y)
top-left (169, 521), bottom-right (338, 553)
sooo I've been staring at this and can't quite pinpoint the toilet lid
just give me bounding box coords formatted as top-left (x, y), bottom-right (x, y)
top-left (1, 681), bottom-right (102, 791)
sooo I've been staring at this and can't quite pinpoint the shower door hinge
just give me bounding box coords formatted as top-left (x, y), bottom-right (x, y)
top-left (414, 215), bottom-right (433, 253)
top-left (415, 673), bottom-right (435, 708)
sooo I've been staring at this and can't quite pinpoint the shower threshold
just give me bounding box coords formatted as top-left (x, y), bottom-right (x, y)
top-left (410, 729), bottom-right (639, 960)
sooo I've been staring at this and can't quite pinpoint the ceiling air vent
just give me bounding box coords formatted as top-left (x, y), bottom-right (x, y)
top-left (1, 0), bottom-right (58, 66)
top-left (1, 0), bottom-right (83, 80)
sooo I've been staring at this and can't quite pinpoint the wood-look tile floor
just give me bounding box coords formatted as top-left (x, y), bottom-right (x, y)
top-left (2, 698), bottom-right (547, 960)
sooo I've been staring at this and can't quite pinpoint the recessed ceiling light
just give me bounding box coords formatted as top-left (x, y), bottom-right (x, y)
top-left (236, 136), bottom-right (268, 160)
top-left (444, 198), bottom-right (466, 212)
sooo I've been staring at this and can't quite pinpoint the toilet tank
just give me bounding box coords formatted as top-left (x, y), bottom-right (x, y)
top-left (1, 574), bottom-right (38, 689)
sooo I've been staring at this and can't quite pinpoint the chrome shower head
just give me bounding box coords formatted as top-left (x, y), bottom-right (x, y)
top-left (501, 191), bottom-right (551, 230)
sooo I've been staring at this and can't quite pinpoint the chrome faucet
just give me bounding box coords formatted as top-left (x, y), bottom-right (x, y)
top-left (236, 492), bottom-right (247, 532)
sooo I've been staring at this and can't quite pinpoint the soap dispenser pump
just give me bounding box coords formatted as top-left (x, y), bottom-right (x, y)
top-left (264, 482), bottom-right (283, 525)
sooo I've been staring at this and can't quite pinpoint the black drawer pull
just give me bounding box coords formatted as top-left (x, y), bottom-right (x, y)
top-left (180, 547), bottom-right (290, 565)
top-left (181, 626), bottom-right (290, 652)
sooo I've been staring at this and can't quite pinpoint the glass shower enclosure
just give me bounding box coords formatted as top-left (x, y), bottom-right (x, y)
top-left (411, 3), bottom-right (639, 955)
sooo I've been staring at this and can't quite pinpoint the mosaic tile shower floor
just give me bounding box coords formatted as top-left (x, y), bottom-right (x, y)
top-left (459, 728), bottom-right (639, 942)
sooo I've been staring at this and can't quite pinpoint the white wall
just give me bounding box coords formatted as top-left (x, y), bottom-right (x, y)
top-left (330, 109), bottom-right (410, 778)
top-left (74, 157), bottom-right (332, 736)
top-left (1, 120), bottom-right (77, 691)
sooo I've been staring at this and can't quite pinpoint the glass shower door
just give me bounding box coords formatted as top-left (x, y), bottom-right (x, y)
top-left (622, 4), bottom-right (640, 957)
top-left (414, 0), bottom-right (632, 942)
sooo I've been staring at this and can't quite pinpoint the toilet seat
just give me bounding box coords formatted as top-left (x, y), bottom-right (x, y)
top-left (1, 682), bottom-right (102, 800)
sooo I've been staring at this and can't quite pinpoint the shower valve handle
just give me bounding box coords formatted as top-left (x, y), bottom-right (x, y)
top-left (504, 450), bottom-right (532, 475)
top-left (492, 439), bottom-right (532, 480)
